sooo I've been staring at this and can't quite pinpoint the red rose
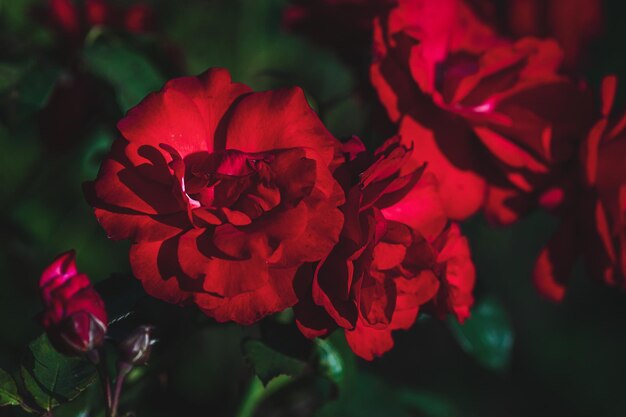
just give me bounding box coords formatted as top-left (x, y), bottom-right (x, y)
top-left (39, 251), bottom-right (108, 356)
top-left (534, 76), bottom-right (626, 300)
top-left (371, 0), bottom-right (595, 224)
top-left (85, 68), bottom-right (345, 325)
top-left (294, 137), bottom-right (475, 359)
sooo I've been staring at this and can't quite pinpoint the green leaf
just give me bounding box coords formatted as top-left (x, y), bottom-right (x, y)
top-left (21, 335), bottom-right (97, 411)
top-left (242, 339), bottom-right (307, 386)
top-left (448, 297), bottom-right (514, 372)
top-left (313, 338), bottom-right (345, 387)
top-left (0, 368), bottom-right (21, 407)
top-left (83, 37), bottom-right (165, 111)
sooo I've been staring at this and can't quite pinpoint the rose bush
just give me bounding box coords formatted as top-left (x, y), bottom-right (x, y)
top-left (294, 136), bottom-right (475, 359)
top-left (39, 251), bottom-right (108, 356)
top-left (371, 0), bottom-right (595, 224)
top-left (85, 68), bottom-right (345, 325)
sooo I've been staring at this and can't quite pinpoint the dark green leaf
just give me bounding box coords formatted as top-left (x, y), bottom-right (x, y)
top-left (448, 297), bottom-right (514, 371)
top-left (242, 339), bottom-right (307, 386)
top-left (0, 63), bottom-right (22, 92)
top-left (0, 123), bottom-right (41, 205)
top-left (81, 128), bottom-right (115, 180)
top-left (0, 368), bottom-right (21, 407)
top-left (317, 372), bottom-right (410, 417)
top-left (21, 335), bottom-right (97, 411)
top-left (83, 38), bottom-right (165, 111)
top-left (15, 64), bottom-right (60, 110)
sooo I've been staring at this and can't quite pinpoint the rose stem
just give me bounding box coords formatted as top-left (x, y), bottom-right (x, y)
top-left (88, 349), bottom-right (112, 416)
top-left (110, 362), bottom-right (132, 417)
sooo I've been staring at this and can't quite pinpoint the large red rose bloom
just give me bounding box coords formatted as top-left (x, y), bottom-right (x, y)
top-left (371, 0), bottom-right (595, 224)
top-left (294, 137), bottom-right (475, 360)
top-left (86, 68), bottom-right (345, 324)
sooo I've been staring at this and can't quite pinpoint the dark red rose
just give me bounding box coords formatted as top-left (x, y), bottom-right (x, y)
top-left (39, 251), bottom-right (108, 356)
top-left (371, 0), bottom-right (595, 224)
top-left (294, 136), bottom-right (475, 360)
top-left (467, 0), bottom-right (602, 70)
top-left (85, 68), bottom-right (345, 325)
top-left (534, 76), bottom-right (626, 300)
top-left (283, 0), bottom-right (395, 63)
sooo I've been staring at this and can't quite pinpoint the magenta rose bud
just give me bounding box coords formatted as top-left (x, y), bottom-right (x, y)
top-left (39, 251), bottom-right (108, 356)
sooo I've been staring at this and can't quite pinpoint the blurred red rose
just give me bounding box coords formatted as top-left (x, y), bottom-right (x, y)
top-left (47, 0), bottom-right (155, 42)
top-left (468, 0), bottom-right (603, 70)
top-left (35, 0), bottom-right (160, 152)
top-left (283, 0), bottom-right (395, 63)
top-left (39, 251), bottom-right (108, 356)
top-left (85, 68), bottom-right (345, 325)
top-left (294, 136), bottom-right (475, 360)
top-left (371, 0), bottom-right (595, 224)
top-left (534, 76), bottom-right (626, 300)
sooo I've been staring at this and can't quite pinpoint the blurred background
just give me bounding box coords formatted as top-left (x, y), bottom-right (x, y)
top-left (1, 0), bottom-right (626, 416)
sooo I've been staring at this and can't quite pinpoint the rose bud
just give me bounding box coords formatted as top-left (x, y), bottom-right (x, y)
top-left (39, 251), bottom-right (108, 356)
top-left (118, 325), bottom-right (156, 366)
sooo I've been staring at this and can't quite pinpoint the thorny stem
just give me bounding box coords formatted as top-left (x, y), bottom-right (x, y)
top-left (110, 362), bottom-right (132, 417)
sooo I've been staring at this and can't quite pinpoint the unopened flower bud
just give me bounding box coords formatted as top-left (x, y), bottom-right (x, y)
top-left (39, 251), bottom-right (108, 356)
top-left (119, 325), bottom-right (156, 366)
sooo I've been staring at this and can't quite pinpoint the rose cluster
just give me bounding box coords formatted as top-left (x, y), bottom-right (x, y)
top-left (368, 0), bottom-right (626, 299)
top-left (84, 68), bottom-right (474, 359)
top-left (78, 0), bottom-right (626, 360)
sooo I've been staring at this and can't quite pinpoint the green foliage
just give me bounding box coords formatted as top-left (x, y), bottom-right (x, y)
top-left (0, 368), bottom-right (21, 407)
top-left (15, 64), bottom-right (60, 111)
top-left (448, 297), bottom-right (514, 372)
top-left (398, 389), bottom-right (463, 417)
top-left (163, 0), bottom-right (363, 138)
top-left (317, 372), bottom-right (410, 417)
top-left (83, 36), bottom-right (165, 112)
top-left (0, 63), bottom-right (22, 92)
top-left (0, 60), bottom-right (61, 124)
top-left (20, 335), bottom-right (96, 412)
top-left (242, 339), bottom-right (307, 386)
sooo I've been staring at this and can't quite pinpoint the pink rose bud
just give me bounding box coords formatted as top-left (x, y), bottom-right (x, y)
top-left (39, 251), bottom-right (108, 356)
